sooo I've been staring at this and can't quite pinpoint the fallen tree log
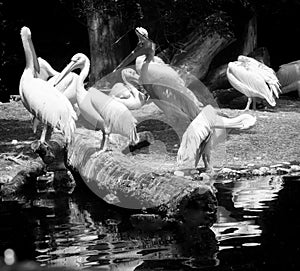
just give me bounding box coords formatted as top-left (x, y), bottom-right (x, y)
top-left (33, 105), bottom-right (218, 228)
top-left (0, 160), bottom-right (45, 197)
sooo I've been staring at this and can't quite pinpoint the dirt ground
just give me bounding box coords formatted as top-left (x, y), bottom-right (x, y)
top-left (0, 97), bottom-right (299, 183)
top-left (0, 101), bottom-right (41, 183)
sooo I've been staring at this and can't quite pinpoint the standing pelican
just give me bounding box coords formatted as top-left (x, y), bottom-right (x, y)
top-left (31, 57), bottom-right (80, 133)
top-left (19, 26), bottom-right (77, 143)
top-left (177, 105), bottom-right (256, 170)
top-left (227, 55), bottom-right (281, 110)
top-left (109, 68), bottom-right (147, 110)
top-left (114, 27), bottom-right (204, 129)
top-left (276, 60), bottom-right (300, 96)
top-left (54, 53), bottom-right (138, 151)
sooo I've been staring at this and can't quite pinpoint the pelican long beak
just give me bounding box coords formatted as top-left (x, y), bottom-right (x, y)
top-left (114, 32), bottom-right (155, 72)
top-left (28, 35), bottom-right (40, 75)
top-left (114, 45), bottom-right (145, 72)
top-left (53, 60), bottom-right (77, 87)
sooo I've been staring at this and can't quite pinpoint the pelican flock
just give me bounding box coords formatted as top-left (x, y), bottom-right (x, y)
top-left (19, 25), bottom-right (283, 172)
top-left (227, 55), bottom-right (281, 110)
top-left (115, 27), bottom-right (204, 129)
top-left (115, 27), bottom-right (258, 170)
top-left (19, 26), bottom-right (77, 143)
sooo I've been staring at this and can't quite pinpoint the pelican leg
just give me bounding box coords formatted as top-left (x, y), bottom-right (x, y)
top-left (32, 117), bottom-right (39, 134)
top-left (244, 97), bottom-right (252, 111)
top-left (202, 153), bottom-right (212, 172)
top-left (102, 133), bottom-right (112, 152)
top-left (40, 125), bottom-right (48, 143)
top-left (90, 131), bottom-right (110, 159)
top-left (99, 130), bottom-right (106, 150)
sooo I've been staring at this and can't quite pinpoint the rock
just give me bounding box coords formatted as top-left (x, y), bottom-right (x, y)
top-left (252, 169), bottom-right (264, 176)
top-left (219, 168), bottom-right (232, 174)
top-left (174, 170), bottom-right (185, 177)
top-left (268, 168), bottom-right (277, 175)
top-left (276, 167), bottom-right (291, 175)
top-left (270, 164), bottom-right (283, 168)
top-left (258, 167), bottom-right (269, 175)
top-left (290, 165), bottom-right (300, 172)
top-left (199, 172), bottom-right (211, 181)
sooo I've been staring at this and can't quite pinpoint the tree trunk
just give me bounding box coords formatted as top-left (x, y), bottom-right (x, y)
top-left (203, 14), bottom-right (258, 92)
top-left (170, 12), bottom-right (235, 80)
top-left (86, 10), bottom-right (130, 85)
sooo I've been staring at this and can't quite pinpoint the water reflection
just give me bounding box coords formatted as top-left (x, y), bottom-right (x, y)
top-left (1, 175), bottom-right (300, 270)
top-left (213, 176), bottom-right (283, 246)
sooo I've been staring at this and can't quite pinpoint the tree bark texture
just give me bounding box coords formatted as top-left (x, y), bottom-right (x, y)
top-left (86, 9), bottom-right (130, 85)
top-left (170, 12), bottom-right (235, 81)
top-left (203, 14), bottom-right (258, 92)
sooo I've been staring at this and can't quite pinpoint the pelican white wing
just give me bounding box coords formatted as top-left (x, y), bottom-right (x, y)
top-left (20, 74), bottom-right (77, 142)
top-left (177, 105), bottom-right (217, 167)
top-left (227, 61), bottom-right (276, 106)
top-left (238, 55), bottom-right (281, 98)
top-left (89, 87), bottom-right (138, 144)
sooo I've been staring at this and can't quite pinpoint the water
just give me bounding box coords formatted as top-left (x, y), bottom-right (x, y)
top-left (1, 175), bottom-right (300, 270)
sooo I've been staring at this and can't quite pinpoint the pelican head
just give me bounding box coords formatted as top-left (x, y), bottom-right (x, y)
top-left (20, 26), bottom-right (31, 39)
top-left (136, 27), bottom-right (149, 39)
top-left (54, 53), bottom-right (88, 86)
top-left (114, 28), bottom-right (155, 71)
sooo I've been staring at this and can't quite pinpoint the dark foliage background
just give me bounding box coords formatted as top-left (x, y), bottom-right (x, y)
top-left (1, 0), bottom-right (300, 101)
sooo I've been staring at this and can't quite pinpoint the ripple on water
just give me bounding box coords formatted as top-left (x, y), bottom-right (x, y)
top-left (2, 173), bottom-right (299, 270)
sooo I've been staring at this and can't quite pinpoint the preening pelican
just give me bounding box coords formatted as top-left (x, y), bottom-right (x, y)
top-left (30, 57), bottom-right (80, 134)
top-left (177, 105), bottom-right (256, 170)
top-left (109, 68), bottom-right (148, 110)
top-left (54, 53), bottom-right (138, 151)
top-left (37, 57), bottom-right (57, 80)
top-left (19, 26), bottom-right (77, 143)
top-left (227, 55), bottom-right (281, 110)
top-left (115, 27), bottom-right (204, 128)
top-left (276, 60), bottom-right (300, 96)
top-left (37, 57), bottom-right (79, 105)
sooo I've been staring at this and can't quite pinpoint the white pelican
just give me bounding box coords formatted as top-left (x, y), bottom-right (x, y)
top-left (276, 60), bottom-right (300, 96)
top-left (54, 53), bottom-right (138, 151)
top-left (114, 27), bottom-right (204, 129)
top-left (227, 55), bottom-right (281, 110)
top-left (37, 57), bottom-right (57, 80)
top-left (31, 57), bottom-right (80, 133)
top-left (37, 57), bottom-right (79, 105)
top-left (19, 26), bottom-right (77, 143)
top-left (177, 105), bottom-right (256, 170)
top-left (109, 68), bottom-right (148, 110)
